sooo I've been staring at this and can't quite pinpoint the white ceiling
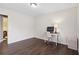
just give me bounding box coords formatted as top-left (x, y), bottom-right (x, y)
top-left (0, 3), bottom-right (78, 16)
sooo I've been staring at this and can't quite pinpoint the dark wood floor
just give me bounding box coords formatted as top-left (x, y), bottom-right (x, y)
top-left (0, 38), bottom-right (78, 55)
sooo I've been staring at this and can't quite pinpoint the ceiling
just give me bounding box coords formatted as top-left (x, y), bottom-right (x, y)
top-left (0, 3), bottom-right (78, 16)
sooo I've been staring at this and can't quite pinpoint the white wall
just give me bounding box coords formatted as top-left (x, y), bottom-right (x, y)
top-left (0, 8), bottom-right (35, 44)
top-left (0, 16), bottom-right (3, 42)
top-left (35, 8), bottom-right (77, 50)
top-left (77, 6), bottom-right (79, 53)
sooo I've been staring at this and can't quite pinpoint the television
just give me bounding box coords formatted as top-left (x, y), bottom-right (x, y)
top-left (47, 26), bottom-right (54, 33)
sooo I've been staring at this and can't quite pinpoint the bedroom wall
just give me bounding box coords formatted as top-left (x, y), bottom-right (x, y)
top-left (35, 8), bottom-right (77, 50)
top-left (0, 8), bottom-right (35, 44)
top-left (77, 5), bottom-right (79, 53)
top-left (0, 16), bottom-right (3, 42)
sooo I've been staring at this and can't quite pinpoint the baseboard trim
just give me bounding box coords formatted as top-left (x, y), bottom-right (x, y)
top-left (68, 46), bottom-right (77, 51)
top-left (8, 37), bottom-right (36, 44)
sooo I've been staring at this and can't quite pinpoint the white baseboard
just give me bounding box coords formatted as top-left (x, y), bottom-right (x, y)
top-left (68, 46), bottom-right (77, 51)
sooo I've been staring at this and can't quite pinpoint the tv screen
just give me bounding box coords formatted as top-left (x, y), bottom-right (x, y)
top-left (47, 26), bottom-right (54, 33)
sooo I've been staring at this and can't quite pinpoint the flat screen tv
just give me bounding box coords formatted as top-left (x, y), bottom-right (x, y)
top-left (47, 26), bottom-right (54, 33)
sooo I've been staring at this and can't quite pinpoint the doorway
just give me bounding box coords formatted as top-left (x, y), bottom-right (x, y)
top-left (2, 15), bottom-right (8, 45)
top-left (0, 15), bottom-right (8, 49)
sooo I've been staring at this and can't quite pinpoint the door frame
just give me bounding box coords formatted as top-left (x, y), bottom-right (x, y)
top-left (0, 14), bottom-right (8, 44)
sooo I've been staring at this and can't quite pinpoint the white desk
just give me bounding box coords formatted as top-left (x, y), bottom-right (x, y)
top-left (51, 33), bottom-right (59, 46)
top-left (47, 32), bottom-right (59, 46)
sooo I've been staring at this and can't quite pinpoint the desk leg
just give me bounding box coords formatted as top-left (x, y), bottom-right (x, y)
top-left (56, 43), bottom-right (57, 46)
top-left (56, 34), bottom-right (58, 46)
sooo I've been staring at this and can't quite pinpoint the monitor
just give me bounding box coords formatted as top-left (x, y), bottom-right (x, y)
top-left (47, 26), bottom-right (54, 33)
